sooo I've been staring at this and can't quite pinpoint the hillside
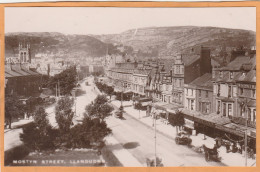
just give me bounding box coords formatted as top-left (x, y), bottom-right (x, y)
top-left (5, 26), bottom-right (256, 61)
top-left (93, 26), bottom-right (256, 58)
top-left (5, 32), bottom-right (113, 58)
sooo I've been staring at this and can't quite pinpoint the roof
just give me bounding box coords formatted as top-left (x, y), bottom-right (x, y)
top-left (182, 54), bottom-right (200, 66)
top-left (217, 55), bottom-right (255, 71)
top-left (5, 64), bottom-right (40, 78)
top-left (181, 108), bottom-right (231, 126)
top-left (189, 73), bottom-right (213, 89)
top-left (236, 70), bottom-right (256, 83)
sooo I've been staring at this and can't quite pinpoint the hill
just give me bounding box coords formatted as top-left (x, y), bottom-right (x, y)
top-left (5, 32), bottom-right (113, 58)
top-left (93, 26), bottom-right (256, 58)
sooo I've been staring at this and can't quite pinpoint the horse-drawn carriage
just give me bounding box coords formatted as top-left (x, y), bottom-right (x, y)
top-left (203, 144), bottom-right (222, 162)
top-left (175, 131), bottom-right (192, 146)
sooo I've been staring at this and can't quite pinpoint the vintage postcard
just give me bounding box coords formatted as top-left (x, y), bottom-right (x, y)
top-left (0, 1), bottom-right (258, 172)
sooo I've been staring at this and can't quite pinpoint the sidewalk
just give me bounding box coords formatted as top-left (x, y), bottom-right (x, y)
top-left (111, 99), bottom-right (256, 167)
top-left (4, 119), bottom-right (33, 133)
top-left (105, 136), bottom-right (144, 167)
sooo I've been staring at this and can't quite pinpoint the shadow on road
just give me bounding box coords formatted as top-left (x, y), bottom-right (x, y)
top-left (123, 142), bottom-right (140, 149)
top-left (106, 143), bottom-right (123, 151)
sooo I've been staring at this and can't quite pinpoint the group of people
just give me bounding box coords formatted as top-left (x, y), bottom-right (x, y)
top-left (224, 141), bottom-right (255, 159)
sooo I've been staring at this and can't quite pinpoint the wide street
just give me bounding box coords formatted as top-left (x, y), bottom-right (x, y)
top-left (5, 76), bottom-right (224, 166)
top-left (74, 77), bottom-right (224, 167)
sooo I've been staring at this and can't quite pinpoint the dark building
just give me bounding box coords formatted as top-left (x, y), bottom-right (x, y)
top-left (5, 63), bottom-right (42, 97)
top-left (183, 46), bottom-right (212, 84)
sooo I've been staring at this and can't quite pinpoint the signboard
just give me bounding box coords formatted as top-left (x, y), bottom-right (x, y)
top-left (238, 83), bottom-right (256, 89)
top-left (184, 118), bottom-right (194, 129)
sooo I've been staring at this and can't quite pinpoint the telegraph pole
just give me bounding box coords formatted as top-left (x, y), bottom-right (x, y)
top-left (245, 106), bottom-right (248, 167)
top-left (154, 114), bottom-right (157, 167)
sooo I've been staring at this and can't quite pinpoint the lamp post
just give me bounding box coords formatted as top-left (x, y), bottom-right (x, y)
top-left (154, 113), bottom-right (157, 167)
top-left (242, 99), bottom-right (249, 167)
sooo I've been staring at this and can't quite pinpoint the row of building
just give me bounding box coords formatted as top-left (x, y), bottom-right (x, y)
top-left (105, 46), bottom-right (256, 146)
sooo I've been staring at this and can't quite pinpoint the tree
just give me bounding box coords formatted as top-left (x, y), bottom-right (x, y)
top-left (5, 96), bottom-right (25, 129)
top-left (105, 86), bottom-right (114, 100)
top-left (85, 95), bottom-right (114, 121)
top-left (25, 97), bottom-right (41, 117)
top-left (68, 117), bottom-right (112, 149)
top-left (135, 102), bottom-right (143, 119)
top-left (55, 96), bottom-right (75, 133)
top-left (20, 107), bottom-right (58, 151)
top-left (168, 111), bottom-right (185, 135)
top-left (47, 66), bottom-right (77, 95)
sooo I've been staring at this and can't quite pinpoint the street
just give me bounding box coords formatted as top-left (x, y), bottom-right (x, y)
top-left (80, 77), bottom-right (224, 166)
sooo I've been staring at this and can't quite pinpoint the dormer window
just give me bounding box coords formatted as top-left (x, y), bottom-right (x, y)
top-left (220, 71), bottom-right (223, 78)
top-left (230, 72), bottom-right (234, 79)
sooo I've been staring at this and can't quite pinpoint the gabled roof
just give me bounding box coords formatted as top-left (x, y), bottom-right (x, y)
top-left (182, 54), bottom-right (200, 66)
top-left (5, 64), bottom-right (40, 78)
top-left (217, 55), bottom-right (255, 71)
top-left (236, 70), bottom-right (256, 83)
top-left (189, 73), bottom-right (213, 89)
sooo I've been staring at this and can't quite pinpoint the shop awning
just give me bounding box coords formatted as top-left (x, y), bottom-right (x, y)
top-left (181, 109), bottom-right (231, 128)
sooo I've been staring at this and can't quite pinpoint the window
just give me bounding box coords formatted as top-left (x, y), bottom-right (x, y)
top-left (186, 88), bottom-right (188, 96)
top-left (230, 72), bottom-right (233, 79)
top-left (212, 70), bottom-right (215, 78)
top-left (191, 100), bottom-right (194, 110)
top-left (220, 71), bottom-right (223, 78)
top-left (191, 89), bottom-right (193, 96)
top-left (223, 103), bottom-right (226, 116)
top-left (228, 85), bottom-right (232, 97)
top-left (253, 109), bottom-right (256, 122)
top-left (228, 104), bottom-right (232, 117)
top-left (206, 103), bottom-right (210, 113)
top-left (240, 88), bottom-right (244, 95)
top-left (233, 86), bottom-right (237, 97)
top-left (217, 101), bottom-right (221, 114)
top-left (206, 91), bottom-right (208, 98)
top-left (199, 90), bottom-right (201, 97)
top-left (248, 108), bottom-right (251, 121)
top-left (218, 84), bottom-right (220, 95)
top-left (177, 66), bottom-right (180, 74)
top-left (252, 89), bottom-right (256, 98)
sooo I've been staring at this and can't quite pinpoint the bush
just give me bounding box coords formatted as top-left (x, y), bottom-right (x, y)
top-left (4, 145), bottom-right (31, 166)
top-left (20, 122), bottom-right (58, 151)
top-left (67, 117), bottom-right (111, 149)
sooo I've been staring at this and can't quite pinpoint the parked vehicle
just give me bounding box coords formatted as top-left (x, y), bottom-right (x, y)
top-left (175, 132), bottom-right (192, 146)
top-left (203, 144), bottom-right (222, 162)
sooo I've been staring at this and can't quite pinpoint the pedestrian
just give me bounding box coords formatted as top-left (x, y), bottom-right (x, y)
top-left (225, 141), bottom-right (231, 153)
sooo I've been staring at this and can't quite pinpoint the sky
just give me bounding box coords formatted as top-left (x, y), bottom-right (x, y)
top-left (5, 7), bottom-right (256, 35)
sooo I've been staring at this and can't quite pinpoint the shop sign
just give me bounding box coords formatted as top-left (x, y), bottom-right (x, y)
top-left (184, 118), bottom-right (194, 129)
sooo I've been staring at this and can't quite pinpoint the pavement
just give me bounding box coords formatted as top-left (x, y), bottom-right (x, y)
top-left (110, 99), bottom-right (256, 167)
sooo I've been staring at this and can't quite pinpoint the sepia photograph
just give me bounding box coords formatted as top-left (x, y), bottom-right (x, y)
top-left (4, 7), bottom-right (256, 167)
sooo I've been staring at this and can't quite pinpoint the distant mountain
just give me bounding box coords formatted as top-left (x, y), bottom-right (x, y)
top-left (92, 26), bottom-right (256, 57)
top-left (5, 32), bottom-right (112, 58)
top-left (5, 26), bottom-right (256, 61)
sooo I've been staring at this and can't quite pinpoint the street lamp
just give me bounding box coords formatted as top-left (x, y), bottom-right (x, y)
top-left (242, 100), bottom-right (249, 167)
